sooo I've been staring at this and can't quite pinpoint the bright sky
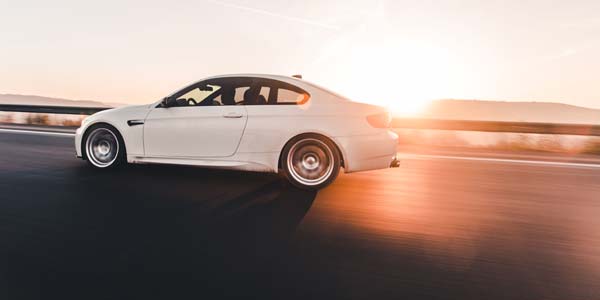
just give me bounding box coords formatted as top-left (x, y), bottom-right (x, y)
top-left (1, 0), bottom-right (599, 114)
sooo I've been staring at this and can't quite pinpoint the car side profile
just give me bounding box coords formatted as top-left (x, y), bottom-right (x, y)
top-left (75, 74), bottom-right (399, 189)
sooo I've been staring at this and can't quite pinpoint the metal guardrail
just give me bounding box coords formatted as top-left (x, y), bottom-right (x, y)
top-left (1, 104), bottom-right (599, 136)
top-left (0, 104), bottom-right (108, 115)
top-left (391, 118), bottom-right (600, 136)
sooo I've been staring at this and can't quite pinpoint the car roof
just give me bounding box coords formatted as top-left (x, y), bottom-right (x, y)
top-left (202, 73), bottom-right (302, 85)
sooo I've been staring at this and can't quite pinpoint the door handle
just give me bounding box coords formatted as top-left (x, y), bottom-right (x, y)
top-left (223, 112), bottom-right (243, 118)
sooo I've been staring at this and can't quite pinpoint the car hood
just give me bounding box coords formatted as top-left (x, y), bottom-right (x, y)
top-left (82, 104), bottom-right (153, 127)
top-left (96, 104), bottom-right (151, 115)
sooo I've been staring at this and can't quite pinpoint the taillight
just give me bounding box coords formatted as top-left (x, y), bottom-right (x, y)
top-left (367, 112), bottom-right (391, 128)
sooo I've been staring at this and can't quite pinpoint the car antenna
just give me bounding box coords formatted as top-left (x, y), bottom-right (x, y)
top-left (292, 74), bottom-right (303, 79)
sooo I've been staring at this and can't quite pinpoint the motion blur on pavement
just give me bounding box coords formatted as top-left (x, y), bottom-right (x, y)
top-left (1, 130), bottom-right (599, 299)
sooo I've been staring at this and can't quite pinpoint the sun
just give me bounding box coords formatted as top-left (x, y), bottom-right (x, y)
top-left (313, 39), bottom-right (456, 117)
top-left (388, 95), bottom-right (432, 117)
top-left (362, 43), bottom-right (453, 116)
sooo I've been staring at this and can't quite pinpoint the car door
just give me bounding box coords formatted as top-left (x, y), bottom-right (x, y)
top-left (240, 78), bottom-right (312, 153)
top-left (143, 79), bottom-right (249, 158)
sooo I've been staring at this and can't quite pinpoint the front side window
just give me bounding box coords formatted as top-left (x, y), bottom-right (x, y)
top-left (234, 87), bottom-right (252, 103)
top-left (170, 77), bottom-right (254, 107)
top-left (258, 86), bottom-right (270, 104)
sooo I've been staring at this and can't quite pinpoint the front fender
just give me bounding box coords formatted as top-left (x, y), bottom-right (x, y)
top-left (76, 105), bottom-right (152, 158)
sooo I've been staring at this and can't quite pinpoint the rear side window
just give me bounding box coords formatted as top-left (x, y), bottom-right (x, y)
top-left (252, 78), bottom-right (310, 105)
top-left (275, 88), bottom-right (309, 104)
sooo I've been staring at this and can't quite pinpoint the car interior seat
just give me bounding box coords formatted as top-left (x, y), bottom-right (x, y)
top-left (221, 87), bottom-right (235, 105)
top-left (257, 95), bottom-right (267, 105)
top-left (243, 88), bottom-right (258, 105)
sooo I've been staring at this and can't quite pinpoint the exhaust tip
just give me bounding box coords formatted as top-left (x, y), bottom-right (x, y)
top-left (390, 157), bottom-right (400, 168)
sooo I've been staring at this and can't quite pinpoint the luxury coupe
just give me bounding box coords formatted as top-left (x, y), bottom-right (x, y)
top-left (75, 74), bottom-right (399, 189)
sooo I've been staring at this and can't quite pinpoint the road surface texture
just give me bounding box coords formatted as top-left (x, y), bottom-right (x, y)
top-left (1, 129), bottom-right (599, 299)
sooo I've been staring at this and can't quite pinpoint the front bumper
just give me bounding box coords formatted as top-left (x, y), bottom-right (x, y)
top-left (75, 127), bottom-right (83, 158)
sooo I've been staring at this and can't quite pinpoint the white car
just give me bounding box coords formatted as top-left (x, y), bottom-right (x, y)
top-left (75, 74), bottom-right (399, 189)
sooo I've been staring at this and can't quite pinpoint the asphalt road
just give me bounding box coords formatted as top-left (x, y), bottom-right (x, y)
top-left (1, 130), bottom-right (600, 299)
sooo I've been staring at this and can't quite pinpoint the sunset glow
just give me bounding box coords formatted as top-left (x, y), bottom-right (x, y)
top-left (313, 41), bottom-right (457, 116)
top-left (1, 0), bottom-right (599, 112)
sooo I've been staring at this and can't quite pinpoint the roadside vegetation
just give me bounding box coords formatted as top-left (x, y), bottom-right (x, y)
top-left (25, 114), bottom-right (50, 125)
top-left (60, 119), bottom-right (83, 126)
top-left (581, 140), bottom-right (600, 155)
top-left (1, 112), bottom-right (83, 127)
top-left (0, 113), bottom-right (14, 123)
top-left (394, 129), bottom-right (600, 156)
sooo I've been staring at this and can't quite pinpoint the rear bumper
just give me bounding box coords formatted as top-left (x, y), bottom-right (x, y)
top-left (334, 130), bottom-right (399, 173)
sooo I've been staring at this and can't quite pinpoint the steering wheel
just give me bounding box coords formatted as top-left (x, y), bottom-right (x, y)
top-left (187, 98), bottom-right (197, 106)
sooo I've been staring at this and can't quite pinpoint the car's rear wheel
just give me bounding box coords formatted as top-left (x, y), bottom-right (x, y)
top-left (84, 124), bottom-right (125, 169)
top-left (281, 134), bottom-right (341, 190)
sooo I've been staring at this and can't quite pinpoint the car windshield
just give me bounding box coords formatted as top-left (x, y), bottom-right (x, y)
top-left (178, 85), bottom-right (222, 104)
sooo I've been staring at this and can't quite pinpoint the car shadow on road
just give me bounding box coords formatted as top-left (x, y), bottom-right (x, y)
top-left (1, 163), bottom-right (318, 299)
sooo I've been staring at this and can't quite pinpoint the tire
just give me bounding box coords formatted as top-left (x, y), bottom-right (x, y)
top-left (83, 124), bottom-right (126, 169)
top-left (281, 134), bottom-right (341, 190)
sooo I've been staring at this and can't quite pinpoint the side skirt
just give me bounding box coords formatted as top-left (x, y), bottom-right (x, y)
top-left (127, 155), bottom-right (277, 173)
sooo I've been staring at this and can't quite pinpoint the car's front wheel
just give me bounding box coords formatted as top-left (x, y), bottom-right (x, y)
top-left (84, 124), bottom-right (125, 169)
top-left (281, 134), bottom-right (341, 190)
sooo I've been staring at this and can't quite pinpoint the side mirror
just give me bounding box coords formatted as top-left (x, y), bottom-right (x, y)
top-left (161, 97), bottom-right (177, 108)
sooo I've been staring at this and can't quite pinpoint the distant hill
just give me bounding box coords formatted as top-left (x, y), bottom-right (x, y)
top-left (0, 94), bottom-right (123, 107)
top-left (420, 100), bottom-right (600, 124)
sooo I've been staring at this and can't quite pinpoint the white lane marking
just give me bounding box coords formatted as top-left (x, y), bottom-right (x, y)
top-left (0, 128), bottom-right (75, 137)
top-left (400, 153), bottom-right (600, 169)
